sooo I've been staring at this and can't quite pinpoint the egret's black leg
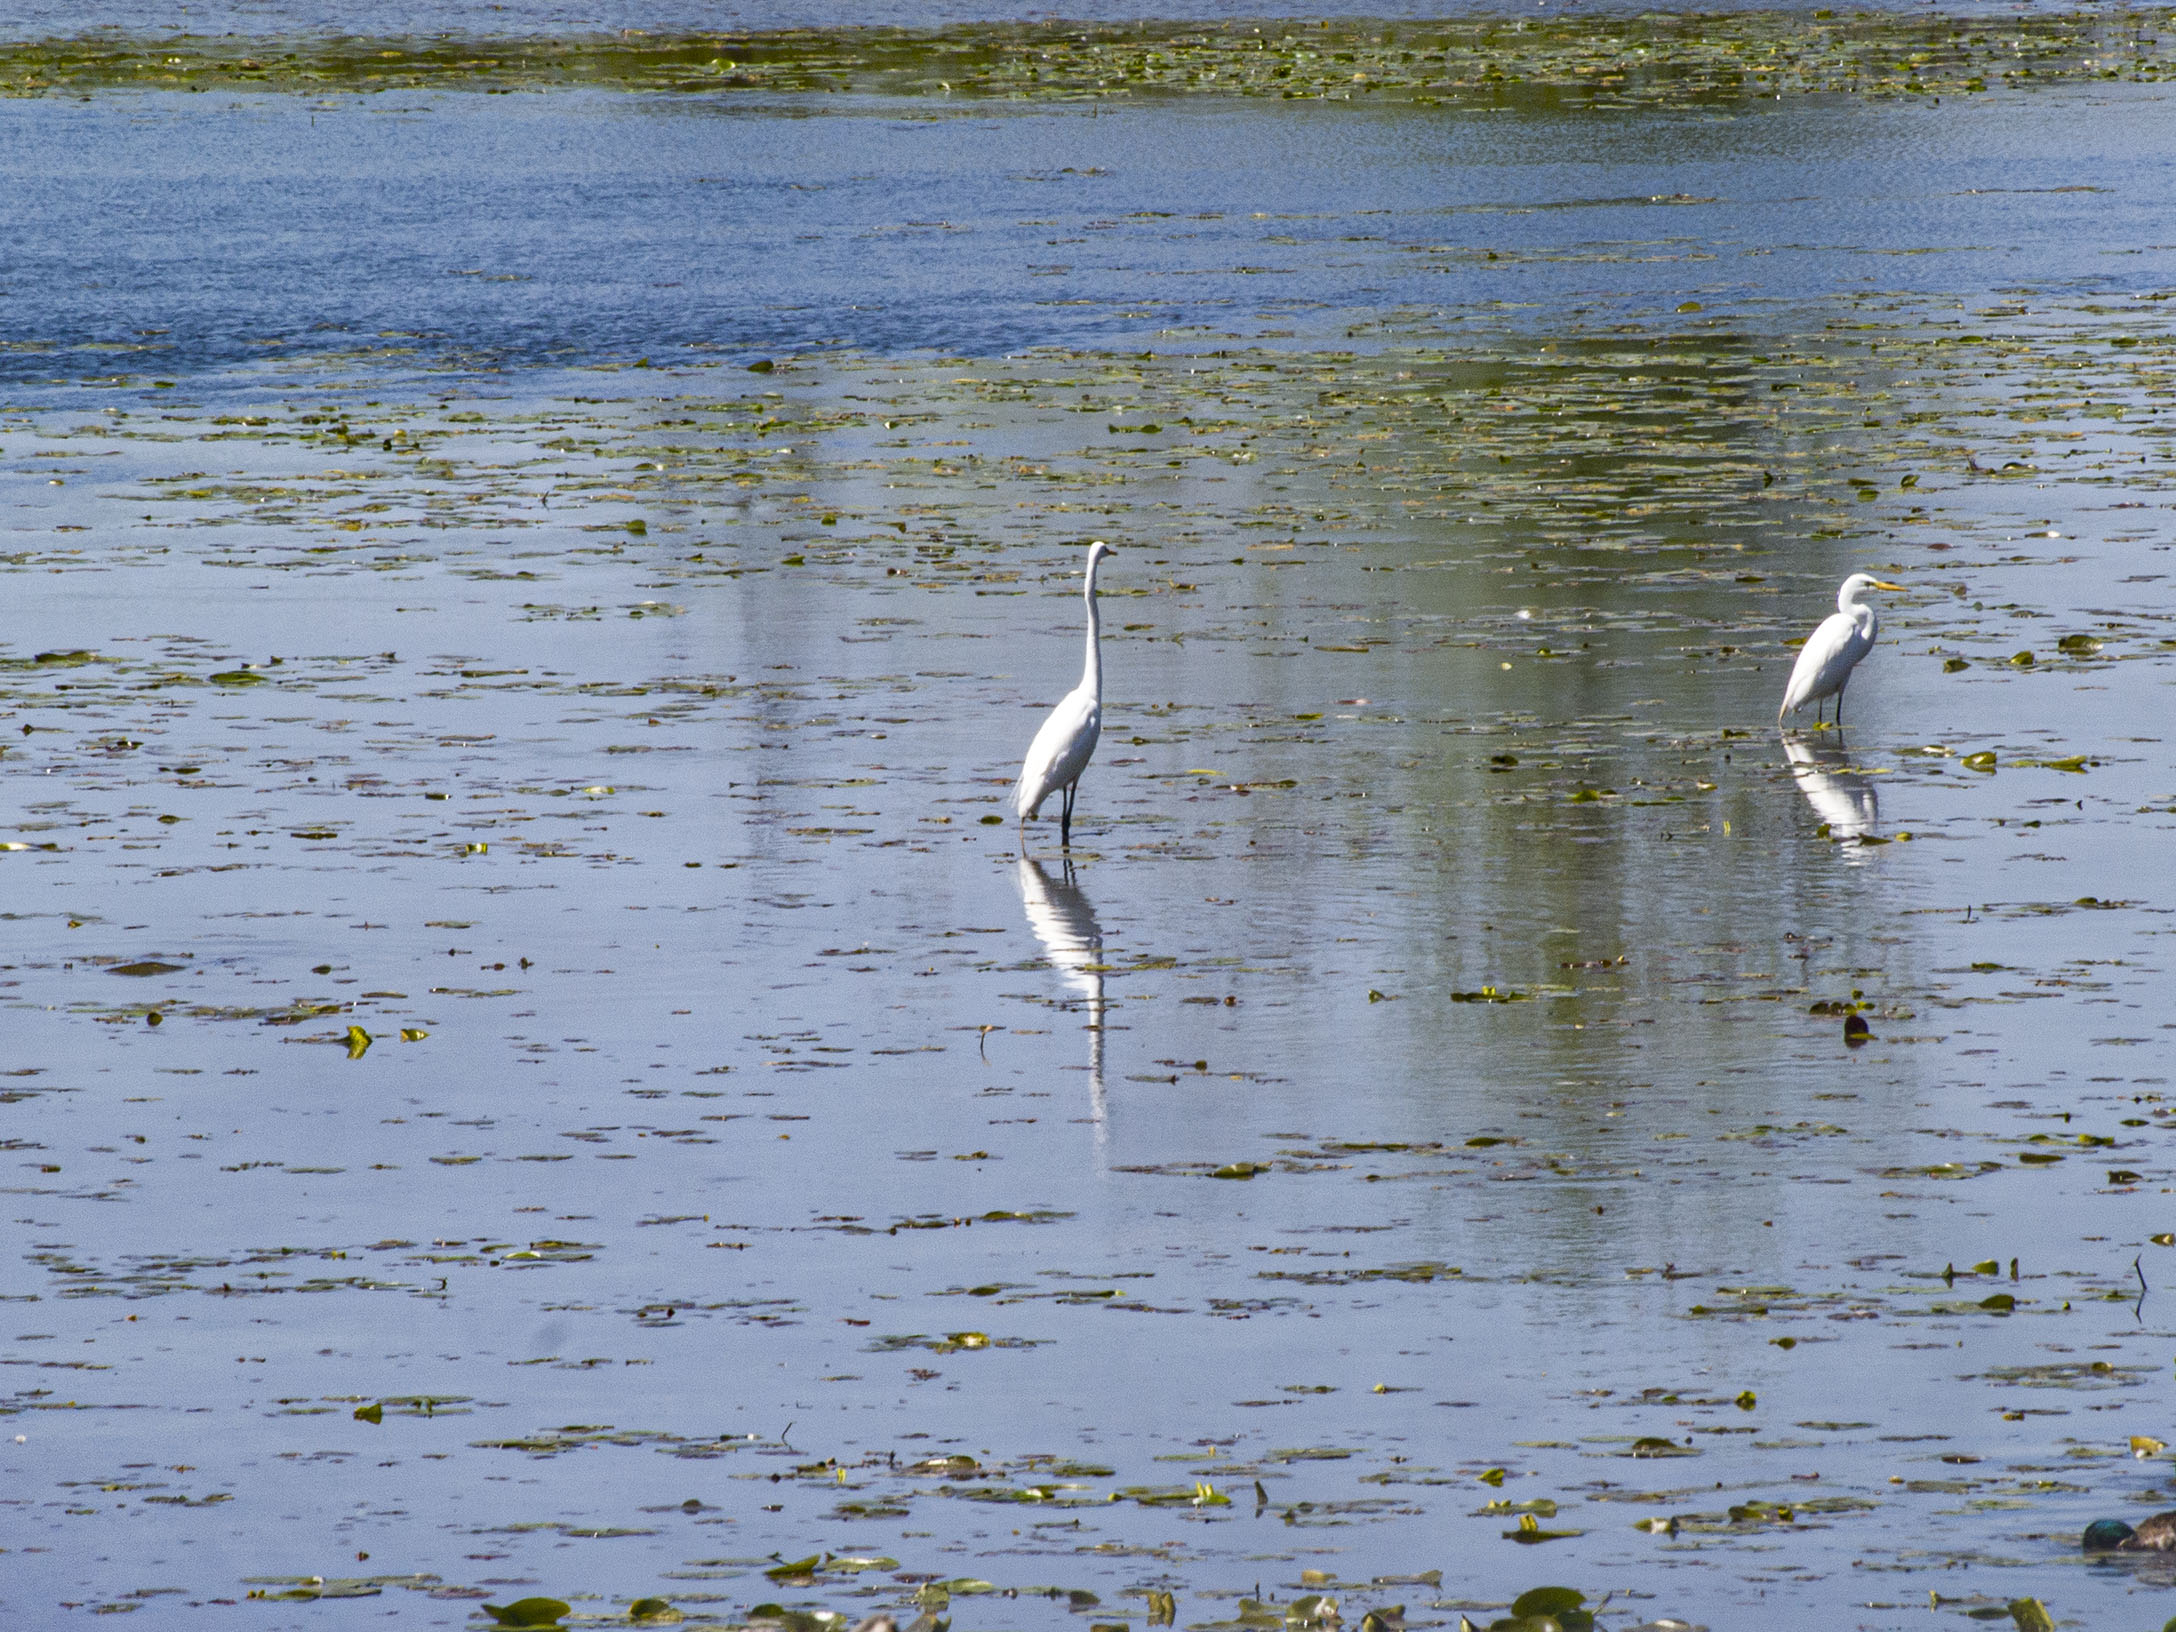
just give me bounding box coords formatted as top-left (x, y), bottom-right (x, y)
top-left (1060, 781), bottom-right (1075, 849)
top-left (1834, 675), bottom-right (1848, 729)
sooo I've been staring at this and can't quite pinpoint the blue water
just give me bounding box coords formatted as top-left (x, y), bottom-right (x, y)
top-left (4, 85), bottom-right (2173, 391)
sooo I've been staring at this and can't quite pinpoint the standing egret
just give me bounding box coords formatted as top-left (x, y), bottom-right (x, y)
top-left (1778, 572), bottom-right (1906, 727)
top-left (1013, 540), bottom-right (1113, 849)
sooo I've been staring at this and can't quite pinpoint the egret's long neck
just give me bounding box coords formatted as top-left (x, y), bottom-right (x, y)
top-left (1837, 581), bottom-right (1877, 638)
top-left (1080, 553), bottom-right (1104, 699)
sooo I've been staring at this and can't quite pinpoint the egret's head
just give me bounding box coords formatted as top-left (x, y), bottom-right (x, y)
top-left (1838, 572), bottom-right (1907, 607)
top-left (1087, 539), bottom-right (1114, 564)
top-left (2083, 1518), bottom-right (2136, 1552)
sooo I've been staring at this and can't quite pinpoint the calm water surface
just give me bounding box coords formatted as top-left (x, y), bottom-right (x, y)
top-left (2, 44), bottom-right (2175, 1632)
top-left (3, 87), bottom-right (2173, 379)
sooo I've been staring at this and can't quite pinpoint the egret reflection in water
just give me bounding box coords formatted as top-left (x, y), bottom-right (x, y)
top-left (1783, 733), bottom-right (1882, 855)
top-left (1013, 854), bottom-right (1107, 1129)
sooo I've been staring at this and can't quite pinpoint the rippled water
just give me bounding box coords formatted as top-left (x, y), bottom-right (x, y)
top-left (4, 85), bottom-right (2172, 383)
top-left (3, 31), bottom-right (2176, 1632)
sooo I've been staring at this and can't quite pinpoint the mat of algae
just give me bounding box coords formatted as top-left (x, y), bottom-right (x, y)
top-left (2, 19), bottom-right (2176, 1632)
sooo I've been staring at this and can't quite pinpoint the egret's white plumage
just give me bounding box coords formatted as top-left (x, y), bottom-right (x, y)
top-left (1013, 541), bottom-right (1112, 848)
top-left (1779, 572), bottom-right (1906, 726)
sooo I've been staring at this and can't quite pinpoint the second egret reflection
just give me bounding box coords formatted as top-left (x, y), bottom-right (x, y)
top-left (1013, 854), bottom-right (1108, 1129)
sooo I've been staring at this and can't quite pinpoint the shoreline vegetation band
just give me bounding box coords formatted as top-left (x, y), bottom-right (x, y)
top-left (3, 13), bottom-right (2174, 105)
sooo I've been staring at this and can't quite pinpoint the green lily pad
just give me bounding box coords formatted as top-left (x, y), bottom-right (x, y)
top-left (1510, 1587), bottom-right (1585, 1617)
top-left (484, 1600), bottom-right (571, 1629)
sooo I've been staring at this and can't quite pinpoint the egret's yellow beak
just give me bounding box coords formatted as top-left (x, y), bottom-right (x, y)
top-left (1871, 579), bottom-right (1907, 592)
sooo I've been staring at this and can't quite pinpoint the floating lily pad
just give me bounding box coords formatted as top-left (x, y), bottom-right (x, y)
top-left (483, 1601), bottom-right (571, 1629)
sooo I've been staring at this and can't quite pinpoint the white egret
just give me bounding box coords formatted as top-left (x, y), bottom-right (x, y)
top-left (1012, 540), bottom-right (1113, 849)
top-left (1778, 572), bottom-right (1906, 727)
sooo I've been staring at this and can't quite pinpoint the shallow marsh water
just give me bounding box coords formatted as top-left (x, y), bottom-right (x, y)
top-left (3, 26), bottom-right (2176, 1632)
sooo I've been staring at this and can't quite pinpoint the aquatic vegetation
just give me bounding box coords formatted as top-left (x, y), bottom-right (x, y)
top-left (3, 13), bottom-right (2173, 107)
